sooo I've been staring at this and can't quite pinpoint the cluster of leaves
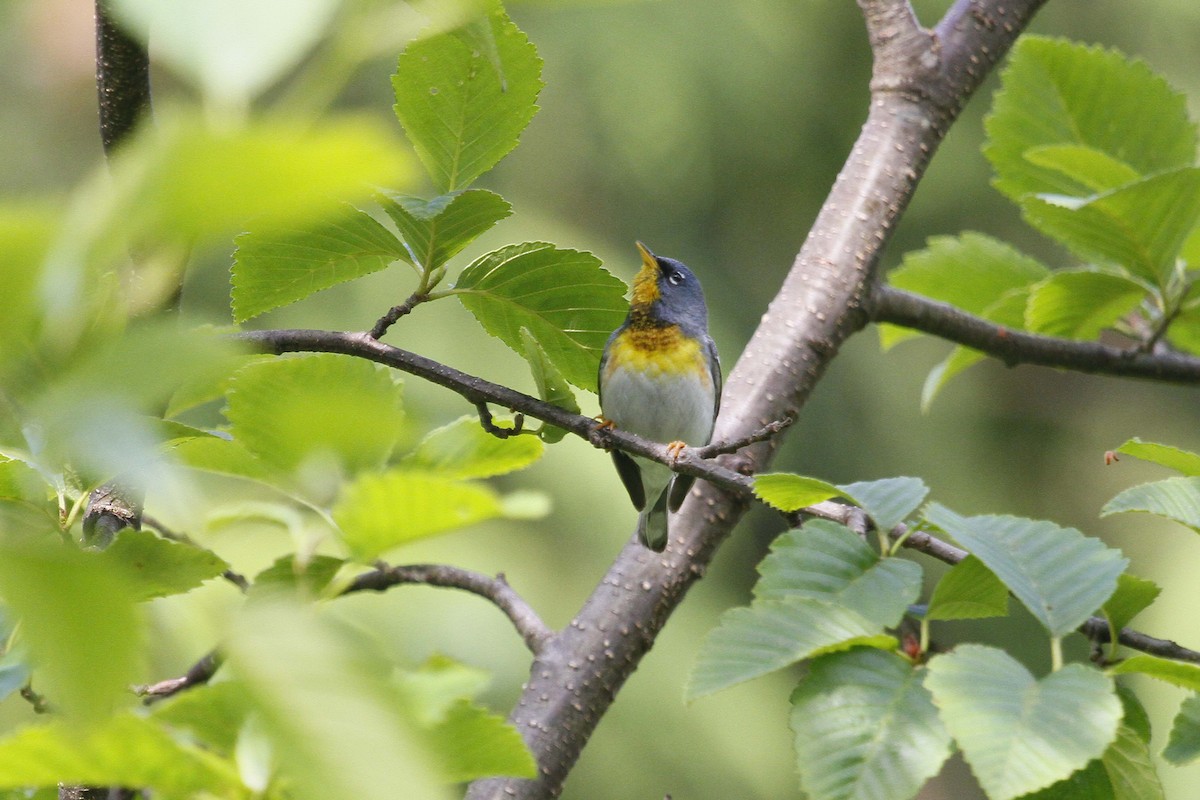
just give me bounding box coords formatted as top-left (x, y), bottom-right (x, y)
top-left (0, 2), bottom-right (638, 797)
top-left (687, 470), bottom-right (1200, 800)
top-left (880, 36), bottom-right (1200, 408)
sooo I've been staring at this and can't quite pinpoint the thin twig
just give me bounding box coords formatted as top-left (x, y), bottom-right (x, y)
top-left (137, 650), bottom-right (222, 704)
top-left (695, 417), bottom-right (795, 458)
top-left (475, 402), bottom-right (525, 439)
top-left (870, 285), bottom-right (1200, 383)
top-left (344, 563), bottom-right (553, 655)
top-left (369, 291), bottom-right (429, 340)
top-left (20, 684), bottom-right (49, 714)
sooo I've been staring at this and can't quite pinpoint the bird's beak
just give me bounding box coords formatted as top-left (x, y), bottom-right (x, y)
top-left (636, 241), bottom-right (658, 273)
top-left (631, 241), bottom-right (661, 306)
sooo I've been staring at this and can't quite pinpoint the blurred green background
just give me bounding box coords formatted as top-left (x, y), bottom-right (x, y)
top-left (5, 0), bottom-right (1200, 797)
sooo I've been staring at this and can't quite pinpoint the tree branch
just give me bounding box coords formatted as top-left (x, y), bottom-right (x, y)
top-left (344, 564), bottom-right (553, 655)
top-left (869, 285), bottom-right (1200, 383)
top-left (94, 0), bottom-right (150, 156)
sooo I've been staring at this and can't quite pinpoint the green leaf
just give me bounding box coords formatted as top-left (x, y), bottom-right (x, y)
top-left (879, 233), bottom-right (1048, 350)
top-left (225, 602), bottom-right (451, 800)
top-left (392, 9), bottom-right (543, 191)
top-left (838, 476), bottom-right (929, 532)
top-left (1025, 270), bottom-right (1148, 339)
top-left (1101, 476), bottom-right (1200, 532)
top-left (924, 504), bottom-right (1127, 637)
top-left (231, 205), bottom-right (409, 322)
top-left (1164, 694), bottom-right (1200, 765)
top-left (0, 543), bottom-right (141, 722)
top-left (520, 327), bottom-right (580, 444)
top-left (687, 598), bottom-right (894, 700)
top-left (379, 190), bottom-right (512, 272)
top-left (0, 206), bottom-right (55, 370)
top-left (333, 471), bottom-right (504, 560)
top-left (0, 714), bottom-right (237, 794)
top-left (985, 37), bottom-right (1196, 201)
top-left (755, 520), bottom-right (922, 628)
top-left (453, 242), bottom-right (628, 390)
top-left (752, 473), bottom-right (848, 512)
top-left (401, 415), bottom-right (544, 479)
top-left (152, 681), bottom-right (252, 755)
top-left (925, 644), bottom-right (1122, 800)
top-left (110, 0), bottom-right (341, 107)
top-left (1022, 169), bottom-right (1200, 286)
top-left (1019, 762), bottom-right (1114, 800)
top-left (1114, 438), bottom-right (1200, 476)
top-left (1102, 723), bottom-right (1164, 800)
top-left (95, 528), bottom-right (229, 601)
top-left (173, 436), bottom-right (278, 484)
top-left (397, 656), bottom-right (492, 725)
top-left (789, 648), bottom-right (951, 800)
top-left (1023, 145), bottom-right (1141, 194)
top-left (226, 355), bottom-right (405, 477)
top-left (1101, 574), bottom-right (1162, 635)
top-left (250, 554), bottom-right (346, 600)
top-left (1109, 654), bottom-right (1200, 691)
top-left (926, 555), bottom-right (1010, 621)
top-left (426, 700), bottom-right (537, 782)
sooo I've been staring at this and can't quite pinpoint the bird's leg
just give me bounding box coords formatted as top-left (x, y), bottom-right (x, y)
top-left (666, 441), bottom-right (687, 461)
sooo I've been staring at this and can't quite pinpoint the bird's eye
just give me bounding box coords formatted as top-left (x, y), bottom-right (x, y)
top-left (666, 271), bottom-right (684, 286)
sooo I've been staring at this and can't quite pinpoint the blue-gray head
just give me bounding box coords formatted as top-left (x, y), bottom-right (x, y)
top-left (629, 242), bottom-right (709, 335)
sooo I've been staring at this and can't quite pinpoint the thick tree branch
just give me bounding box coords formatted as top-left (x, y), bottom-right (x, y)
top-left (870, 285), bottom-right (1200, 382)
top-left (94, 0), bottom-right (150, 156)
top-left (345, 564), bottom-right (553, 654)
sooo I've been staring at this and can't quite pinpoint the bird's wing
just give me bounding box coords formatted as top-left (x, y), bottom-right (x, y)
top-left (611, 450), bottom-right (646, 510)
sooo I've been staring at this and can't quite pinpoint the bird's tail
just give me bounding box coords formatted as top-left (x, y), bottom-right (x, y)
top-left (637, 489), bottom-right (670, 551)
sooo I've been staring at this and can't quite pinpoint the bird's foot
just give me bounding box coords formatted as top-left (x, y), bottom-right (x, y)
top-left (666, 440), bottom-right (687, 461)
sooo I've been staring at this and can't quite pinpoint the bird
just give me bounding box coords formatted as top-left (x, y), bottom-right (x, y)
top-left (598, 242), bottom-right (721, 551)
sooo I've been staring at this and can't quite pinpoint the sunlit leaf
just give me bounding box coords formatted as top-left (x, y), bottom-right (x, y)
top-left (232, 205), bottom-right (409, 322)
top-left (1164, 694), bottom-right (1200, 765)
top-left (402, 415), bottom-right (543, 479)
top-left (333, 471), bottom-right (503, 560)
top-left (392, 9), bottom-right (543, 191)
top-left (95, 528), bottom-right (229, 601)
top-left (838, 476), bottom-right (928, 532)
top-left (985, 37), bottom-right (1196, 201)
top-left (1101, 476), bottom-right (1200, 533)
top-left (926, 555), bottom-right (1009, 621)
top-left (752, 473), bottom-right (847, 512)
top-left (1022, 145), bottom-right (1141, 193)
top-left (687, 598), bottom-right (894, 700)
top-left (790, 648), bottom-right (951, 800)
top-left (924, 504), bottom-right (1127, 637)
top-left (453, 242), bottom-right (628, 390)
top-left (1113, 439), bottom-right (1200, 476)
top-left (1025, 270), bottom-right (1148, 339)
top-left (925, 644), bottom-right (1121, 800)
top-left (426, 700), bottom-right (537, 782)
top-left (379, 190), bottom-right (512, 272)
top-left (755, 520), bottom-right (922, 629)
top-left (1109, 654), bottom-right (1200, 691)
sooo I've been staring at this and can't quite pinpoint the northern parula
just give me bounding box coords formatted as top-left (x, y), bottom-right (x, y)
top-left (598, 243), bottom-right (721, 551)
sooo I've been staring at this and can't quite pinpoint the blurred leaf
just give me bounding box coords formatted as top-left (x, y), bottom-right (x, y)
top-left (1101, 723), bottom-right (1164, 800)
top-left (226, 355), bottom-right (405, 476)
top-left (0, 714), bottom-right (237, 794)
top-left (453, 242), bottom-right (628, 390)
top-left (1109, 654), bottom-right (1200, 691)
top-left (1022, 169), bottom-right (1200, 286)
top-left (232, 205), bottom-right (408, 322)
top-left (926, 555), bottom-right (1009, 621)
top-left (1118, 685), bottom-right (1152, 744)
top-left (95, 528), bottom-right (229, 601)
top-left (1114, 439), bottom-right (1200, 476)
top-left (1025, 270), bottom-right (1148, 339)
top-left (426, 700), bottom-right (537, 782)
top-left (1164, 694), bottom-right (1200, 765)
top-left (520, 327), bottom-right (579, 443)
top-left (0, 542), bottom-right (141, 722)
top-left (752, 473), bottom-right (847, 512)
top-left (879, 233), bottom-right (1048, 350)
top-left (333, 471), bottom-right (503, 560)
top-left (1022, 145), bottom-right (1141, 193)
top-left (985, 37), bottom-right (1196, 201)
top-left (110, 0), bottom-right (341, 107)
top-left (251, 554), bottom-right (346, 600)
top-left (0, 205), bottom-right (56, 371)
top-left (1101, 476), bottom-right (1200, 532)
top-left (401, 415), bottom-right (544, 479)
top-left (1020, 762), bottom-right (1114, 800)
top-left (173, 436), bottom-right (278, 484)
top-left (397, 656), bottom-right (491, 725)
top-left (226, 602), bottom-right (451, 800)
top-left (151, 681), bottom-right (252, 755)
top-left (925, 644), bottom-right (1121, 800)
top-left (379, 190), bottom-right (512, 272)
top-left (838, 476), bottom-right (928, 532)
top-left (0, 665), bottom-right (28, 705)
top-left (924, 504), bottom-right (1127, 637)
top-left (789, 648), bottom-right (951, 800)
top-left (687, 598), bottom-right (894, 700)
top-left (392, 9), bottom-right (543, 191)
top-left (1101, 574), bottom-right (1161, 635)
top-left (755, 520), bottom-right (922, 628)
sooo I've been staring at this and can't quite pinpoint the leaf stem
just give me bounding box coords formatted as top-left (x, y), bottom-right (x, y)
top-left (1050, 637), bottom-right (1063, 672)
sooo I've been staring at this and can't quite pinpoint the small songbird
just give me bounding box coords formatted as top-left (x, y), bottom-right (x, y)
top-left (598, 242), bottom-right (721, 551)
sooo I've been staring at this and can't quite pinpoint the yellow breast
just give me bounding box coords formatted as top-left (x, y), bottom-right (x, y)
top-left (605, 325), bottom-right (709, 380)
